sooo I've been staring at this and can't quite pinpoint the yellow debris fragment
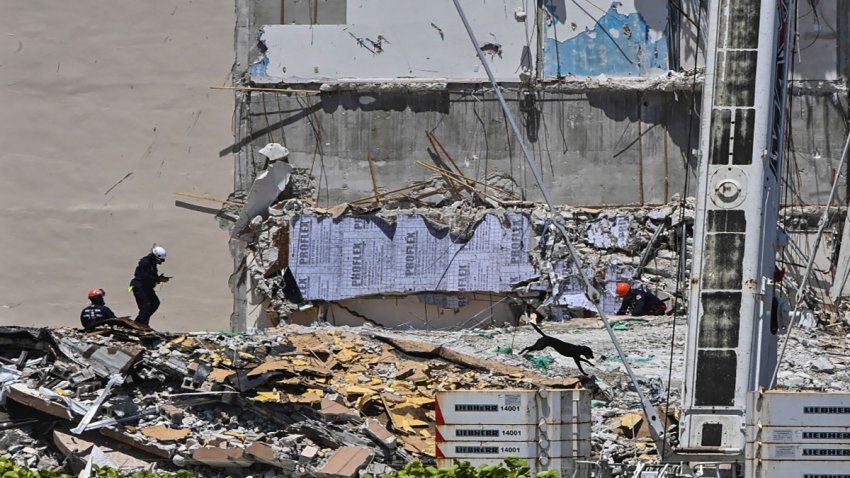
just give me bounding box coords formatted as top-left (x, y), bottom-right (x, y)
top-left (165, 336), bottom-right (186, 349)
top-left (140, 425), bottom-right (190, 442)
top-left (346, 386), bottom-right (375, 397)
top-left (620, 413), bottom-right (643, 429)
top-left (404, 397), bottom-right (434, 407)
top-left (253, 391), bottom-right (284, 402)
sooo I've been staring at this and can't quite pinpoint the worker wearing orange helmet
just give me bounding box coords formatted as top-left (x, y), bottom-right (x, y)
top-left (615, 282), bottom-right (667, 316)
top-left (80, 288), bottom-right (117, 330)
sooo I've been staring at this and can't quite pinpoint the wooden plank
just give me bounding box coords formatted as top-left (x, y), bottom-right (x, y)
top-left (209, 85), bottom-right (321, 95)
top-left (366, 153), bottom-right (381, 206)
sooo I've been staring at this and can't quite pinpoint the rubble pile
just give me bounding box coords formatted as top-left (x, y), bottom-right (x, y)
top-left (2, 313), bottom-right (849, 476)
top-left (0, 323), bottom-right (577, 477)
top-left (244, 188), bottom-right (697, 325)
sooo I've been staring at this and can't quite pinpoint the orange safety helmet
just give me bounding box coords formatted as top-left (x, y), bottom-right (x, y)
top-left (615, 282), bottom-right (631, 297)
top-left (88, 288), bottom-right (105, 300)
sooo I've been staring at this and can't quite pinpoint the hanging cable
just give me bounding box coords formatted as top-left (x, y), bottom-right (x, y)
top-left (770, 128), bottom-right (850, 389)
top-left (452, 0), bottom-right (668, 446)
top-left (661, 0), bottom-right (704, 459)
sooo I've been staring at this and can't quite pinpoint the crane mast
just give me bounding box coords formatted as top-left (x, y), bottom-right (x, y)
top-left (679, 0), bottom-right (794, 462)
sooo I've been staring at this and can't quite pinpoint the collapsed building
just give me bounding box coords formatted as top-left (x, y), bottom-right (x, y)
top-left (224, 0), bottom-right (850, 332)
top-left (0, 321), bottom-right (649, 476)
top-left (234, 168), bottom-right (695, 328)
top-left (3, 307), bottom-right (849, 476)
top-left (7, 0), bottom-right (850, 476)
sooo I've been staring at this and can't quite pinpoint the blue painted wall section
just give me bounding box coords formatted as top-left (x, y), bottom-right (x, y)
top-left (250, 55), bottom-right (269, 78)
top-left (543, 1), bottom-right (669, 77)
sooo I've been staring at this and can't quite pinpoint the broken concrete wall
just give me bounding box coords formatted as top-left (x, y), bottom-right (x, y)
top-left (229, 87), bottom-right (847, 208)
top-left (252, 0), bottom-right (534, 83)
top-left (794, 0), bottom-right (848, 81)
top-left (230, 0), bottom-right (850, 331)
top-left (241, 198), bottom-right (691, 329)
top-left (542, 0), bottom-right (670, 77)
top-left (240, 197), bottom-right (850, 330)
top-left (249, 0), bottom-right (850, 82)
top-left (231, 87), bottom-right (701, 206)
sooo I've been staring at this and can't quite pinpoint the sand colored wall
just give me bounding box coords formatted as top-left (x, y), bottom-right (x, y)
top-left (0, 0), bottom-right (235, 331)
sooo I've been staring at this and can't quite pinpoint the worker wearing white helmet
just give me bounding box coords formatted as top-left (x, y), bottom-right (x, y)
top-left (129, 246), bottom-right (171, 328)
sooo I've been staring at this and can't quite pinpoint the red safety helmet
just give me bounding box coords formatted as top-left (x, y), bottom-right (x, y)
top-left (88, 288), bottom-right (105, 300)
top-left (615, 282), bottom-right (631, 297)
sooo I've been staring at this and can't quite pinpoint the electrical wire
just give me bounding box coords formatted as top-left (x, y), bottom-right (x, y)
top-left (770, 128), bottom-right (850, 389)
top-left (453, 0), bottom-right (667, 446)
top-left (800, 0), bottom-right (822, 51)
top-left (661, 0), bottom-right (703, 458)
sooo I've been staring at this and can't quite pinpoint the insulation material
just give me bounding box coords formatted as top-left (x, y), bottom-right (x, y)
top-left (416, 293), bottom-right (471, 309)
top-left (289, 213), bottom-right (537, 301)
top-left (584, 216), bottom-right (632, 249)
top-left (232, 162), bottom-right (293, 236)
top-left (551, 262), bottom-right (634, 315)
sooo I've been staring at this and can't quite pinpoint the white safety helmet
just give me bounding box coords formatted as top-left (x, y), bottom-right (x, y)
top-left (151, 246), bottom-right (167, 262)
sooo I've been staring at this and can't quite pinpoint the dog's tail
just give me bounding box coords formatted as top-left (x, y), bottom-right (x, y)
top-left (526, 319), bottom-right (546, 337)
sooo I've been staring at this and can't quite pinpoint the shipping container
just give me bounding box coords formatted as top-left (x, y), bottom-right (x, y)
top-left (747, 391), bottom-right (850, 427)
top-left (746, 425), bottom-right (850, 443)
top-left (435, 389), bottom-right (590, 425)
top-left (435, 439), bottom-right (590, 459)
top-left (747, 459), bottom-right (850, 477)
top-left (436, 421), bottom-right (591, 443)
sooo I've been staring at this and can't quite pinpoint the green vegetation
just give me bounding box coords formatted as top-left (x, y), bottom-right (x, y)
top-left (368, 457), bottom-right (560, 478)
top-left (0, 459), bottom-right (195, 478)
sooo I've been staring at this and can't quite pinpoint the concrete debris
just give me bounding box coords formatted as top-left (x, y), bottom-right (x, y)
top-left (257, 142), bottom-right (290, 163)
top-left (316, 446), bottom-right (373, 478)
top-left (0, 323), bottom-right (589, 476)
top-left (2, 303), bottom-right (845, 477)
top-left (140, 425), bottom-right (190, 442)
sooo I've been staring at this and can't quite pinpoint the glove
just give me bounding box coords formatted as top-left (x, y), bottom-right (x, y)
top-left (159, 274), bottom-right (171, 283)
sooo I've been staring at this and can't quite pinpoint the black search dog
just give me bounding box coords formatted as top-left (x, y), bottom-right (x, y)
top-left (519, 320), bottom-right (595, 376)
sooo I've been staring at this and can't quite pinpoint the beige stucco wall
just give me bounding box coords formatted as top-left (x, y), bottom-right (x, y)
top-left (0, 1), bottom-right (235, 332)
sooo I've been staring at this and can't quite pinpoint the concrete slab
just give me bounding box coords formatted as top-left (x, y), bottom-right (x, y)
top-left (245, 441), bottom-right (298, 472)
top-left (192, 446), bottom-right (254, 468)
top-left (316, 446), bottom-right (373, 478)
top-left (7, 383), bottom-right (72, 420)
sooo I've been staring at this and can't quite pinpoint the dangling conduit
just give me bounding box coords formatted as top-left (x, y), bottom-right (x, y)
top-left (769, 128), bottom-right (850, 389)
top-left (451, 0), bottom-right (667, 444)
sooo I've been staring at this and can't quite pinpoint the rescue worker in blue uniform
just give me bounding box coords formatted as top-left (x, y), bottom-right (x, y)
top-left (80, 288), bottom-right (116, 330)
top-left (615, 282), bottom-right (667, 316)
top-left (129, 246), bottom-right (170, 328)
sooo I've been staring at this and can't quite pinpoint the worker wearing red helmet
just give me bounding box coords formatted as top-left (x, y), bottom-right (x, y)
top-left (615, 282), bottom-right (667, 316)
top-left (80, 288), bottom-right (117, 330)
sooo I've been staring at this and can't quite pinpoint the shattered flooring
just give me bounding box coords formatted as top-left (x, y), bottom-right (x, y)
top-left (1, 318), bottom-right (847, 477)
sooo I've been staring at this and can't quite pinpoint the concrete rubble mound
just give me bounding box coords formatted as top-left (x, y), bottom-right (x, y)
top-left (2, 312), bottom-right (848, 476)
top-left (0, 322), bottom-right (581, 477)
